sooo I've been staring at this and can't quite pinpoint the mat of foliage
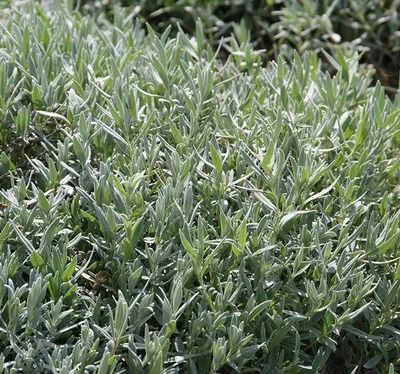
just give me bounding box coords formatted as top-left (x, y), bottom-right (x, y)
top-left (0, 2), bottom-right (400, 374)
top-left (73, 0), bottom-right (400, 92)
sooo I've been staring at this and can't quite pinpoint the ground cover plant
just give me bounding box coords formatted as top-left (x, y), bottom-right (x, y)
top-left (0, 1), bottom-right (400, 373)
top-left (75, 0), bottom-right (400, 92)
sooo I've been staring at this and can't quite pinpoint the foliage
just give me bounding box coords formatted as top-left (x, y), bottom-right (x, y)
top-left (0, 1), bottom-right (400, 373)
top-left (76, 0), bottom-right (400, 91)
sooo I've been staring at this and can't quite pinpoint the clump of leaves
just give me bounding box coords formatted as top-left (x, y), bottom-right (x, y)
top-left (0, 1), bottom-right (400, 373)
top-left (75, 0), bottom-right (400, 93)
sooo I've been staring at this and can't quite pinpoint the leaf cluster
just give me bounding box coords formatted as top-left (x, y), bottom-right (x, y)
top-left (75, 0), bottom-right (400, 90)
top-left (0, 2), bottom-right (400, 373)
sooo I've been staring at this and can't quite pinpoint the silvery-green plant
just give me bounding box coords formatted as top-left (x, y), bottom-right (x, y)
top-left (0, 1), bottom-right (399, 373)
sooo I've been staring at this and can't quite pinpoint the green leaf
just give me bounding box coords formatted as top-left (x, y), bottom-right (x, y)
top-left (97, 351), bottom-right (111, 374)
top-left (179, 230), bottom-right (196, 259)
top-left (210, 143), bottom-right (223, 174)
top-left (179, 230), bottom-right (200, 275)
top-left (238, 219), bottom-right (247, 251)
top-left (40, 218), bottom-right (61, 250)
top-left (36, 110), bottom-right (71, 125)
top-left (32, 83), bottom-right (42, 106)
top-left (171, 277), bottom-right (183, 314)
top-left (122, 218), bottom-right (143, 260)
top-left (395, 258), bottom-right (400, 281)
top-left (279, 211), bottom-right (315, 231)
top-left (0, 223), bottom-right (11, 250)
top-left (23, 25), bottom-right (30, 59)
top-left (30, 250), bottom-right (44, 268)
top-left (248, 300), bottom-right (271, 321)
top-left (98, 120), bottom-right (130, 148)
top-left (150, 351), bottom-right (163, 374)
top-left (0, 152), bottom-right (16, 173)
top-left (10, 221), bottom-right (35, 253)
top-left (169, 119), bottom-right (185, 145)
top-left (377, 231), bottom-right (399, 254)
top-left (64, 284), bottom-right (78, 305)
top-left (364, 355), bottom-right (382, 369)
top-left (261, 145), bottom-right (274, 174)
top-left (61, 255), bottom-right (77, 282)
top-left (115, 291), bottom-right (128, 341)
top-left (81, 210), bottom-right (97, 222)
top-left (304, 178), bottom-right (338, 205)
top-left (165, 319), bottom-right (176, 338)
top-left (354, 111), bottom-right (369, 151)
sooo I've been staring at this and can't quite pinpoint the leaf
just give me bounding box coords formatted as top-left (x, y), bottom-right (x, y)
top-left (123, 218), bottom-right (144, 260)
top-left (76, 188), bottom-right (113, 239)
top-left (248, 300), bottom-right (271, 321)
top-left (0, 353), bottom-right (4, 373)
top-left (169, 119), bottom-right (185, 145)
top-left (36, 110), bottom-right (71, 125)
top-left (0, 223), bottom-right (11, 249)
top-left (165, 319), bottom-right (176, 338)
top-left (150, 351), bottom-right (163, 374)
top-left (114, 291), bottom-right (128, 341)
top-left (1, 152), bottom-right (15, 173)
top-left (81, 210), bottom-right (97, 222)
top-left (253, 191), bottom-right (276, 212)
top-left (279, 211), bottom-right (315, 230)
top-left (238, 219), bottom-right (247, 251)
top-left (62, 255), bottom-right (77, 282)
top-left (354, 111), bottom-right (369, 151)
top-left (97, 120), bottom-right (130, 148)
top-left (10, 221), bottom-right (35, 253)
top-left (200, 249), bottom-right (219, 279)
top-left (40, 218), bottom-right (61, 250)
top-left (30, 250), bottom-right (44, 268)
top-left (210, 143), bottom-right (223, 174)
top-left (304, 178), bottom-right (338, 205)
top-left (38, 190), bottom-right (50, 214)
top-left (97, 351), bottom-right (111, 374)
top-left (64, 284), bottom-right (78, 305)
top-left (342, 325), bottom-right (383, 341)
top-left (395, 258), bottom-right (400, 281)
top-left (377, 231), bottom-right (399, 254)
top-left (387, 159), bottom-right (400, 176)
top-left (261, 145), bottom-right (275, 174)
top-left (364, 355), bottom-right (382, 369)
top-left (321, 49), bottom-right (341, 71)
